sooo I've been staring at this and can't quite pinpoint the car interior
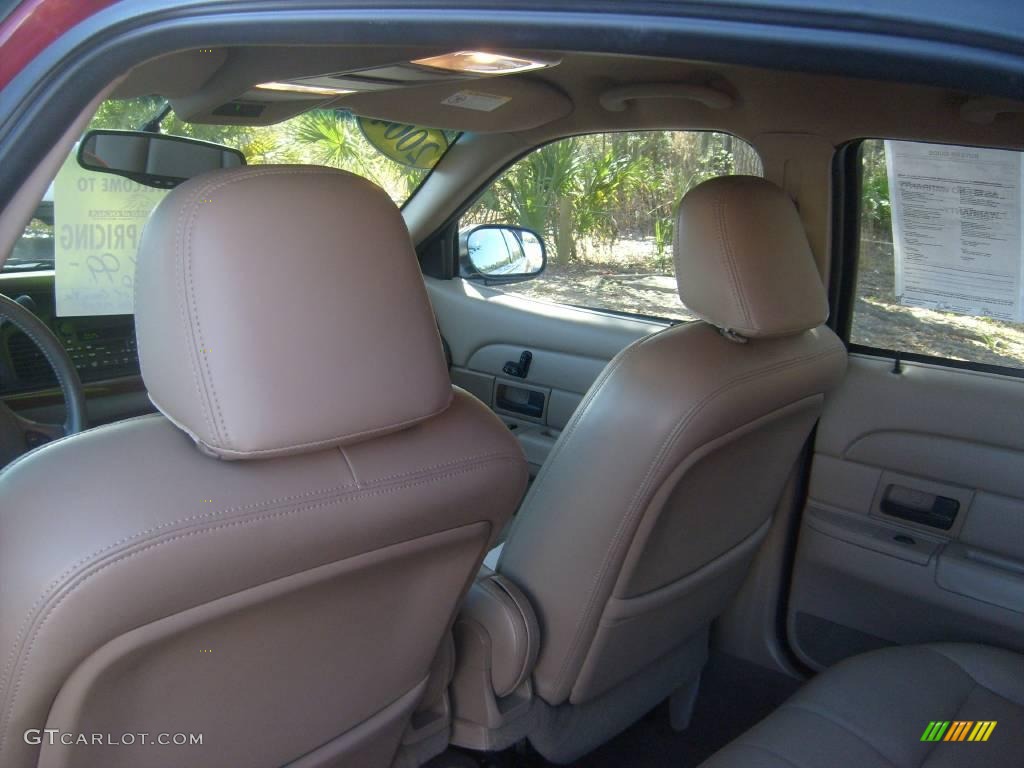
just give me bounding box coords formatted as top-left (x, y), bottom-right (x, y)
top-left (2, 4), bottom-right (1024, 767)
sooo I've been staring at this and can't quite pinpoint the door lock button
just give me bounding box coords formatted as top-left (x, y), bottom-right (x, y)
top-left (503, 350), bottom-right (533, 379)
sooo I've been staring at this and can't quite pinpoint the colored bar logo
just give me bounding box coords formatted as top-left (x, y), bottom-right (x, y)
top-left (921, 721), bottom-right (997, 742)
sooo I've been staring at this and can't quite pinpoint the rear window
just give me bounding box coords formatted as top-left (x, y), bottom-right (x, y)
top-left (851, 138), bottom-right (1024, 371)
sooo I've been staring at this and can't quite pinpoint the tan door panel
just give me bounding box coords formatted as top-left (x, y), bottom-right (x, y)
top-left (428, 277), bottom-right (663, 473)
top-left (789, 354), bottom-right (1024, 669)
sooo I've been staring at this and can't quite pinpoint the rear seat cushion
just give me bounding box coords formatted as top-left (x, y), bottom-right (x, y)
top-left (700, 643), bottom-right (1024, 767)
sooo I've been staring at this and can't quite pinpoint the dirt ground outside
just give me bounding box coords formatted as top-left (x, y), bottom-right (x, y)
top-left (499, 234), bottom-right (1024, 369)
top-left (500, 236), bottom-right (697, 321)
top-left (852, 238), bottom-right (1024, 368)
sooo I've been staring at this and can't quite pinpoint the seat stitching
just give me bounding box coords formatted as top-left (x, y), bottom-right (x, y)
top-left (0, 449), bottom-right (519, 753)
top-left (552, 343), bottom-right (845, 696)
top-left (495, 329), bottom-right (666, 699)
top-left (0, 451), bottom-right (520, 756)
top-left (337, 445), bottom-right (359, 486)
top-left (181, 186), bottom-right (230, 445)
top-left (0, 413), bottom-right (161, 691)
top-left (189, 400), bottom-right (453, 457)
top-left (714, 195), bottom-right (751, 327)
top-left (161, 166), bottom-right (383, 451)
top-left (553, 343), bottom-right (844, 692)
top-left (783, 702), bottom-right (899, 768)
top-left (132, 216), bottom-right (145, 377)
top-left (0, 447), bottom-right (508, 700)
top-left (171, 181), bottom-right (218, 441)
top-left (732, 318), bottom-right (829, 338)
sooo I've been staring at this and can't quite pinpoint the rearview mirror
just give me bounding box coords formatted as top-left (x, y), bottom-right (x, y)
top-left (460, 225), bottom-right (546, 283)
top-left (78, 129), bottom-right (246, 189)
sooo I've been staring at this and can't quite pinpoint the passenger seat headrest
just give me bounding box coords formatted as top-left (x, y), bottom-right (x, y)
top-left (674, 176), bottom-right (829, 338)
top-left (135, 165), bottom-right (452, 460)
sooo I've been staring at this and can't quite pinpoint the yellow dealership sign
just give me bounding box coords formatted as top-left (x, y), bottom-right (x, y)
top-left (357, 119), bottom-right (449, 170)
top-left (53, 153), bottom-right (168, 317)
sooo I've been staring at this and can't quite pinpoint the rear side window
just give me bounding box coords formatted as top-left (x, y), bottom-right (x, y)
top-left (852, 138), bottom-right (1024, 371)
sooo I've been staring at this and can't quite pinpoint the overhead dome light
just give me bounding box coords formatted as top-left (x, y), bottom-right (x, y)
top-left (254, 81), bottom-right (354, 96)
top-left (411, 51), bottom-right (555, 75)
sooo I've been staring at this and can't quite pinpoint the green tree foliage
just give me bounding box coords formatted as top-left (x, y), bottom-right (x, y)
top-left (87, 96), bottom-right (167, 131)
top-left (288, 111), bottom-right (428, 196)
top-left (464, 131), bottom-right (763, 264)
top-left (87, 100), bottom-right (765, 264)
top-left (473, 138), bottom-right (580, 262)
top-left (85, 99), bottom-right (432, 203)
top-left (861, 139), bottom-right (892, 237)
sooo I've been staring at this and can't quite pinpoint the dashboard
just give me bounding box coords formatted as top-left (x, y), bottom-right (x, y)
top-left (0, 272), bottom-right (141, 398)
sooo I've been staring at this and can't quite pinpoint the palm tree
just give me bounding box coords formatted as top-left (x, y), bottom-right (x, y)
top-left (289, 110), bottom-right (428, 201)
top-left (290, 111), bottom-right (370, 171)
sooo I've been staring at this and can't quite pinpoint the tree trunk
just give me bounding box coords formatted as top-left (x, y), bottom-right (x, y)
top-left (554, 196), bottom-right (575, 264)
top-left (733, 141), bottom-right (763, 176)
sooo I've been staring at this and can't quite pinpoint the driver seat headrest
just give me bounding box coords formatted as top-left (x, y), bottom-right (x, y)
top-left (135, 165), bottom-right (452, 460)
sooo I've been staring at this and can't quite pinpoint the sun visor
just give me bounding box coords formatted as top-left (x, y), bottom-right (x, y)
top-left (112, 50), bottom-right (229, 99)
top-left (340, 77), bottom-right (573, 133)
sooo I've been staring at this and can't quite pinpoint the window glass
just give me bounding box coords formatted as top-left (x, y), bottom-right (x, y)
top-left (852, 139), bottom-right (1024, 369)
top-left (472, 228), bottom-right (517, 273)
top-left (89, 97), bottom-right (449, 201)
top-left (3, 97), bottom-right (455, 308)
top-left (460, 131), bottom-right (763, 321)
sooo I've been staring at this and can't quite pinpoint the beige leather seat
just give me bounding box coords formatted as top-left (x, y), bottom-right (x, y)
top-left (448, 176), bottom-right (847, 762)
top-left (701, 643), bottom-right (1024, 767)
top-left (0, 166), bottom-right (527, 768)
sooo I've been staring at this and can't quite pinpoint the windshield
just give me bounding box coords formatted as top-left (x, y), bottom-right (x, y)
top-left (4, 97), bottom-right (456, 275)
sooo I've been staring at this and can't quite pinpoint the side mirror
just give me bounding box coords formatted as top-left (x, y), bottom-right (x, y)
top-left (77, 129), bottom-right (246, 189)
top-left (460, 225), bottom-right (546, 283)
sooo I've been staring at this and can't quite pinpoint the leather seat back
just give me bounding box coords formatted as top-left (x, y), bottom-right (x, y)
top-left (495, 176), bottom-right (846, 761)
top-left (0, 166), bottom-right (527, 768)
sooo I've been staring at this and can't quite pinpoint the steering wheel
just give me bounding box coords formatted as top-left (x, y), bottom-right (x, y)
top-left (0, 293), bottom-right (86, 466)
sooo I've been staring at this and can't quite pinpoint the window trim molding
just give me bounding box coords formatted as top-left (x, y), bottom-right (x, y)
top-left (829, 139), bottom-right (862, 342)
top-left (848, 342), bottom-right (1024, 379)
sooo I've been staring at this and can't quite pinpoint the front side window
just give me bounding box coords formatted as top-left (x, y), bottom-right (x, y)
top-left (460, 131), bottom-right (763, 321)
top-left (851, 138), bottom-right (1024, 371)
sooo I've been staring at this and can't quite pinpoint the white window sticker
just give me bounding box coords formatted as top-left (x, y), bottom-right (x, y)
top-left (441, 90), bottom-right (511, 112)
top-left (886, 140), bottom-right (1024, 321)
top-left (53, 153), bottom-right (168, 317)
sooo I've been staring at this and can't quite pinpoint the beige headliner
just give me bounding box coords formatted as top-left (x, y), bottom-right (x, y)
top-left (9, 45), bottom-right (1023, 288)
top-left (117, 46), bottom-right (1024, 151)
